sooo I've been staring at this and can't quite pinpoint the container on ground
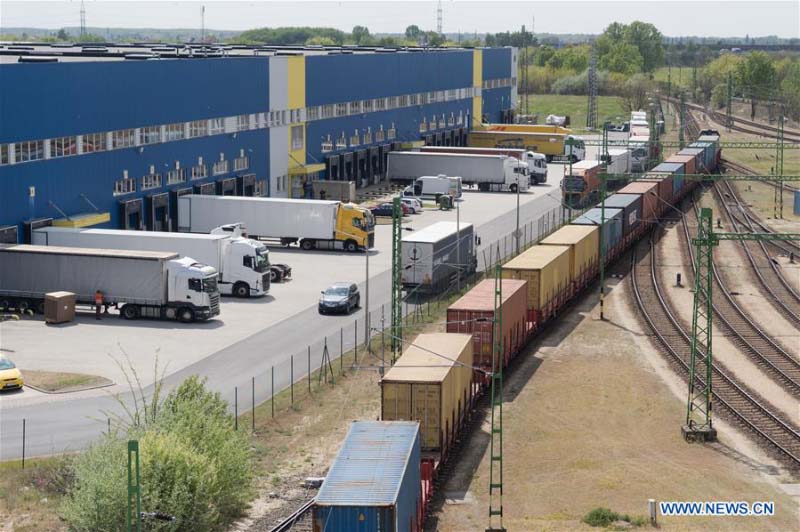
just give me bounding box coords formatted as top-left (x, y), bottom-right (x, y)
top-left (446, 279), bottom-right (528, 376)
top-left (312, 421), bottom-right (423, 532)
top-left (381, 333), bottom-right (474, 455)
top-left (502, 244), bottom-right (571, 323)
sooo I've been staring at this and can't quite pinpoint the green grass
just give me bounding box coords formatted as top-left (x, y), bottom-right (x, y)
top-left (520, 94), bottom-right (626, 132)
top-left (653, 66), bottom-right (694, 89)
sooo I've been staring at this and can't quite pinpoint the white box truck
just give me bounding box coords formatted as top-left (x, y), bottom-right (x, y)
top-left (402, 175), bottom-right (463, 201)
top-left (387, 151), bottom-right (529, 193)
top-left (31, 226), bottom-right (270, 298)
top-left (418, 146), bottom-right (548, 185)
top-left (0, 244), bottom-right (220, 322)
top-left (605, 148), bottom-right (632, 174)
top-left (178, 195), bottom-right (375, 252)
top-left (401, 221), bottom-right (477, 294)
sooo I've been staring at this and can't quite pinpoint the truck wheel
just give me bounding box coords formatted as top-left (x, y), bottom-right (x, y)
top-left (0, 298), bottom-right (11, 311)
top-left (233, 282), bottom-right (250, 298)
top-left (121, 304), bottom-right (140, 320)
top-left (178, 307), bottom-right (195, 323)
top-left (344, 240), bottom-right (358, 252)
top-left (510, 183), bottom-right (518, 193)
top-left (300, 239), bottom-right (314, 251)
top-left (270, 269), bottom-right (278, 282)
top-left (17, 299), bottom-right (31, 313)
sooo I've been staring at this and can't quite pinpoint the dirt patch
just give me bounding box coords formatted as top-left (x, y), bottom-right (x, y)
top-left (432, 271), bottom-right (799, 531)
top-left (22, 370), bottom-right (112, 393)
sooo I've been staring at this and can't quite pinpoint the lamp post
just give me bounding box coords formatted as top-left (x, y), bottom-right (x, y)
top-left (515, 174), bottom-right (521, 254)
top-left (338, 228), bottom-right (372, 346)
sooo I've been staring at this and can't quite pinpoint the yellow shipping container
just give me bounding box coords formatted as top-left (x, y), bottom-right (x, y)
top-left (539, 225), bottom-right (599, 282)
top-left (381, 333), bottom-right (473, 452)
top-left (502, 245), bottom-right (571, 311)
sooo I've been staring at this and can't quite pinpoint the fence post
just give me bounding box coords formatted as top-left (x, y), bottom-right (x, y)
top-left (340, 327), bottom-right (344, 375)
top-left (21, 418), bottom-right (25, 470)
top-left (291, 355), bottom-right (294, 406)
top-left (251, 376), bottom-right (255, 433)
top-left (307, 346), bottom-right (311, 394)
top-left (354, 320), bottom-right (358, 365)
top-left (271, 365), bottom-right (275, 419)
top-left (234, 387), bottom-right (238, 431)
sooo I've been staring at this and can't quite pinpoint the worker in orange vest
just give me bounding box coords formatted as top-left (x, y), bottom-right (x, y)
top-left (94, 290), bottom-right (103, 320)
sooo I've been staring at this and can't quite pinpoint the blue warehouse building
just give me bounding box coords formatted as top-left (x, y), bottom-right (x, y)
top-left (0, 43), bottom-right (516, 241)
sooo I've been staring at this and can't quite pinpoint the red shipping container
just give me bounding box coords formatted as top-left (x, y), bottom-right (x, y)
top-left (640, 173), bottom-right (674, 207)
top-left (617, 181), bottom-right (660, 224)
top-left (446, 279), bottom-right (528, 374)
top-left (666, 154), bottom-right (696, 175)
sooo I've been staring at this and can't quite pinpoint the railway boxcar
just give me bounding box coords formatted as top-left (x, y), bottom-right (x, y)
top-left (617, 181), bottom-right (660, 224)
top-left (312, 421), bottom-right (425, 532)
top-left (570, 207), bottom-right (624, 259)
top-left (502, 245), bottom-right (571, 324)
top-left (600, 194), bottom-right (643, 241)
top-left (640, 174), bottom-right (674, 207)
top-left (381, 333), bottom-right (474, 458)
top-left (539, 225), bottom-right (599, 292)
top-left (651, 162), bottom-right (685, 196)
top-left (446, 279), bottom-right (528, 378)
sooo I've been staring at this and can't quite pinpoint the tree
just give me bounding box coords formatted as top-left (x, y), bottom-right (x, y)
top-left (623, 21), bottom-right (664, 72)
top-left (619, 74), bottom-right (651, 114)
top-left (56, 28), bottom-right (69, 41)
top-left (599, 42), bottom-right (644, 75)
top-left (351, 25), bottom-right (371, 45)
top-left (736, 51), bottom-right (776, 119)
top-left (405, 25), bottom-right (421, 41)
top-left (780, 60), bottom-right (800, 120)
top-left (306, 36), bottom-right (336, 46)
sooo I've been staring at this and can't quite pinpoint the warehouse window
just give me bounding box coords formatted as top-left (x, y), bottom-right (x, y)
top-left (189, 120), bottom-right (207, 138)
top-left (50, 136), bottom-right (78, 158)
top-left (336, 103), bottom-right (348, 117)
top-left (349, 131), bottom-right (360, 147)
top-left (191, 164), bottom-right (207, 180)
top-left (307, 106), bottom-right (320, 121)
top-left (388, 96), bottom-right (398, 109)
top-left (140, 126), bottom-right (161, 145)
top-left (375, 128), bottom-right (385, 142)
top-left (164, 123), bottom-right (185, 142)
top-left (141, 173), bottom-right (162, 190)
top-left (387, 126), bottom-right (396, 140)
top-left (167, 168), bottom-right (186, 185)
top-left (336, 133), bottom-right (347, 150)
top-left (0, 144), bottom-right (8, 165)
top-left (291, 125), bottom-right (304, 151)
top-left (409, 93), bottom-right (418, 106)
top-left (363, 129), bottom-right (372, 144)
top-left (375, 98), bottom-right (386, 111)
top-left (14, 140), bottom-right (44, 162)
top-left (429, 118), bottom-right (437, 130)
top-left (113, 177), bottom-right (136, 195)
top-left (237, 115), bottom-right (250, 131)
top-left (209, 118), bottom-right (225, 135)
top-left (447, 89), bottom-right (457, 101)
top-left (419, 121), bottom-right (427, 133)
top-left (321, 136), bottom-right (333, 153)
top-left (82, 132), bottom-right (107, 153)
top-left (213, 160), bottom-right (229, 175)
top-left (349, 101), bottom-right (362, 115)
top-left (321, 105), bottom-right (334, 119)
top-left (234, 156), bottom-right (249, 171)
top-left (399, 95), bottom-right (408, 107)
top-left (112, 129), bottom-right (135, 149)
top-left (363, 99), bottom-right (373, 113)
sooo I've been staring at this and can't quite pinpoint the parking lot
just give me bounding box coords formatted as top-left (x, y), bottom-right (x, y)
top-left (0, 168), bottom-right (566, 403)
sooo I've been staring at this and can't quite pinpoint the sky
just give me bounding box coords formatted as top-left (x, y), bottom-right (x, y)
top-left (1, 0), bottom-right (798, 38)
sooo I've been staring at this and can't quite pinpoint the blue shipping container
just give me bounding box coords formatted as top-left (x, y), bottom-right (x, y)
top-left (571, 207), bottom-right (623, 256)
top-left (689, 141), bottom-right (714, 172)
top-left (795, 190), bottom-right (800, 216)
top-left (600, 194), bottom-right (643, 236)
top-left (652, 162), bottom-right (685, 195)
top-left (313, 421), bottom-right (421, 532)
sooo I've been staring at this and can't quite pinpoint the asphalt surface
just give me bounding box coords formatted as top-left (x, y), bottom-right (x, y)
top-left (0, 184), bottom-right (564, 460)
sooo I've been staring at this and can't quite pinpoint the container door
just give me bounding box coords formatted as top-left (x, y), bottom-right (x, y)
top-left (413, 383), bottom-right (441, 450)
top-left (147, 192), bottom-right (170, 232)
top-left (119, 198), bottom-right (143, 230)
top-left (237, 173), bottom-right (256, 196)
top-left (383, 382), bottom-right (411, 420)
top-left (169, 187), bottom-right (192, 232)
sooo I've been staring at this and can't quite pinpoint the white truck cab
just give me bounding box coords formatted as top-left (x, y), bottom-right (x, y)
top-left (524, 151), bottom-right (548, 184)
top-left (563, 135), bottom-right (586, 162)
top-left (168, 257), bottom-right (220, 320)
top-left (404, 175), bottom-right (463, 200)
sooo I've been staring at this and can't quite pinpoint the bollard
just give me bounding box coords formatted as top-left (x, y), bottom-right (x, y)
top-left (716, 218), bottom-right (721, 228)
top-left (676, 273), bottom-right (682, 287)
top-left (791, 252), bottom-right (795, 264)
top-left (271, 366), bottom-right (275, 419)
top-left (21, 418), bottom-right (26, 470)
top-left (648, 498), bottom-right (657, 526)
top-left (234, 387), bottom-right (238, 431)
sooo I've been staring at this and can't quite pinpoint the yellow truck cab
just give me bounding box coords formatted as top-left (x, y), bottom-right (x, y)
top-left (335, 203), bottom-right (376, 250)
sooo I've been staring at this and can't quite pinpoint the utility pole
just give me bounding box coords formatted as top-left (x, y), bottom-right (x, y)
top-left (725, 73), bottom-right (734, 131)
top-left (456, 199), bottom-right (461, 292)
top-left (586, 43), bottom-right (598, 130)
top-left (667, 62), bottom-right (672, 99)
top-left (201, 5), bottom-right (206, 44)
top-left (598, 123), bottom-right (610, 320)
top-left (127, 440), bottom-right (142, 532)
top-left (679, 91), bottom-right (686, 150)
top-left (487, 262), bottom-right (505, 532)
top-left (390, 196), bottom-right (403, 361)
top-left (80, 0), bottom-right (87, 39)
top-left (776, 108), bottom-right (785, 219)
top-left (436, 0), bottom-right (443, 35)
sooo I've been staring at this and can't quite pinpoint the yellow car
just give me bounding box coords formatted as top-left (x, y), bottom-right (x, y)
top-left (0, 356), bottom-right (23, 391)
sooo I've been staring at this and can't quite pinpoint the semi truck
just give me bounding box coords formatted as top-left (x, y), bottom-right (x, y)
top-left (402, 175), bottom-right (463, 200)
top-left (31, 225), bottom-right (270, 298)
top-left (468, 129), bottom-right (586, 162)
top-left (562, 160), bottom-right (603, 208)
top-left (387, 151), bottom-right (529, 193)
top-left (418, 146), bottom-right (548, 184)
top-left (178, 195), bottom-right (375, 252)
top-left (401, 221), bottom-right (477, 294)
top-left (0, 244), bottom-right (220, 322)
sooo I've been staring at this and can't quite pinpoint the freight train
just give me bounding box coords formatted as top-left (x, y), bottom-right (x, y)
top-left (311, 131), bottom-right (722, 532)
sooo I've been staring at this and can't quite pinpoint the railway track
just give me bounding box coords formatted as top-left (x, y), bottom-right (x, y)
top-left (268, 499), bottom-right (314, 532)
top-left (711, 182), bottom-right (800, 327)
top-left (629, 231), bottom-right (800, 471)
top-left (679, 199), bottom-right (800, 396)
top-left (722, 158), bottom-right (798, 194)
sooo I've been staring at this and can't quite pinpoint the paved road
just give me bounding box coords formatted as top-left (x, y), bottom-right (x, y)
top-left (0, 185), bottom-right (564, 459)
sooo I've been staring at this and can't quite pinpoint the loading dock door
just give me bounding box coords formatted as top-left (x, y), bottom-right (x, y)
top-left (342, 152), bottom-right (354, 182)
top-left (119, 198), bottom-right (144, 230)
top-left (424, 134), bottom-right (434, 146)
top-left (22, 218), bottom-right (52, 244)
top-left (326, 154), bottom-right (340, 181)
top-left (194, 182), bottom-right (216, 195)
top-left (217, 178), bottom-right (236, 196)
top-left (147, 192), bottom-right (170, 232)
top-left (369, 146), bottom-right (381, 184)
top-left (170, 187), bottom-right (192, 232)
top-left (238, 173), bottom-right (256, 196)
top-left (356, 149), bottom-right (368, 188)
top-left (0, 225), bottom-right (19, 244)
top-left (379, 144), bottom-right (390, 182)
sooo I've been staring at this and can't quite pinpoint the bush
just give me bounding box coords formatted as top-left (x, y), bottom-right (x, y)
top-left (61, 377), bottom-right (253, 531)
top-left (583, 507), bottom-right (645, 528)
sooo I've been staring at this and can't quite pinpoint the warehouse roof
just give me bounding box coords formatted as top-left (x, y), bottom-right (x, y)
top-left (0, 42), bottom-right (486, 64)
top-left (315, 421), bottom-right (419, 507)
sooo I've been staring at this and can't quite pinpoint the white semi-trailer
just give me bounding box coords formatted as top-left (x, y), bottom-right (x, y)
top-left (401, 221), bottom-right (477, 294)
top-left (387, 151), bottom-right (530, 192)
top-left (31, 226), bottom-right (269, 298)
top-left (178, 195), bottom-right (375, 252)
top-left (418, 146), bottom-right (548, 184)
top-left (0, 244), bottom-right (220, 322)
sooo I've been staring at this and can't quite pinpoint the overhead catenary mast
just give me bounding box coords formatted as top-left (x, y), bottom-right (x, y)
top-left (437, 0), bottom-right (443, 35)
top-left (80, 0), bottom-right (87, 38)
